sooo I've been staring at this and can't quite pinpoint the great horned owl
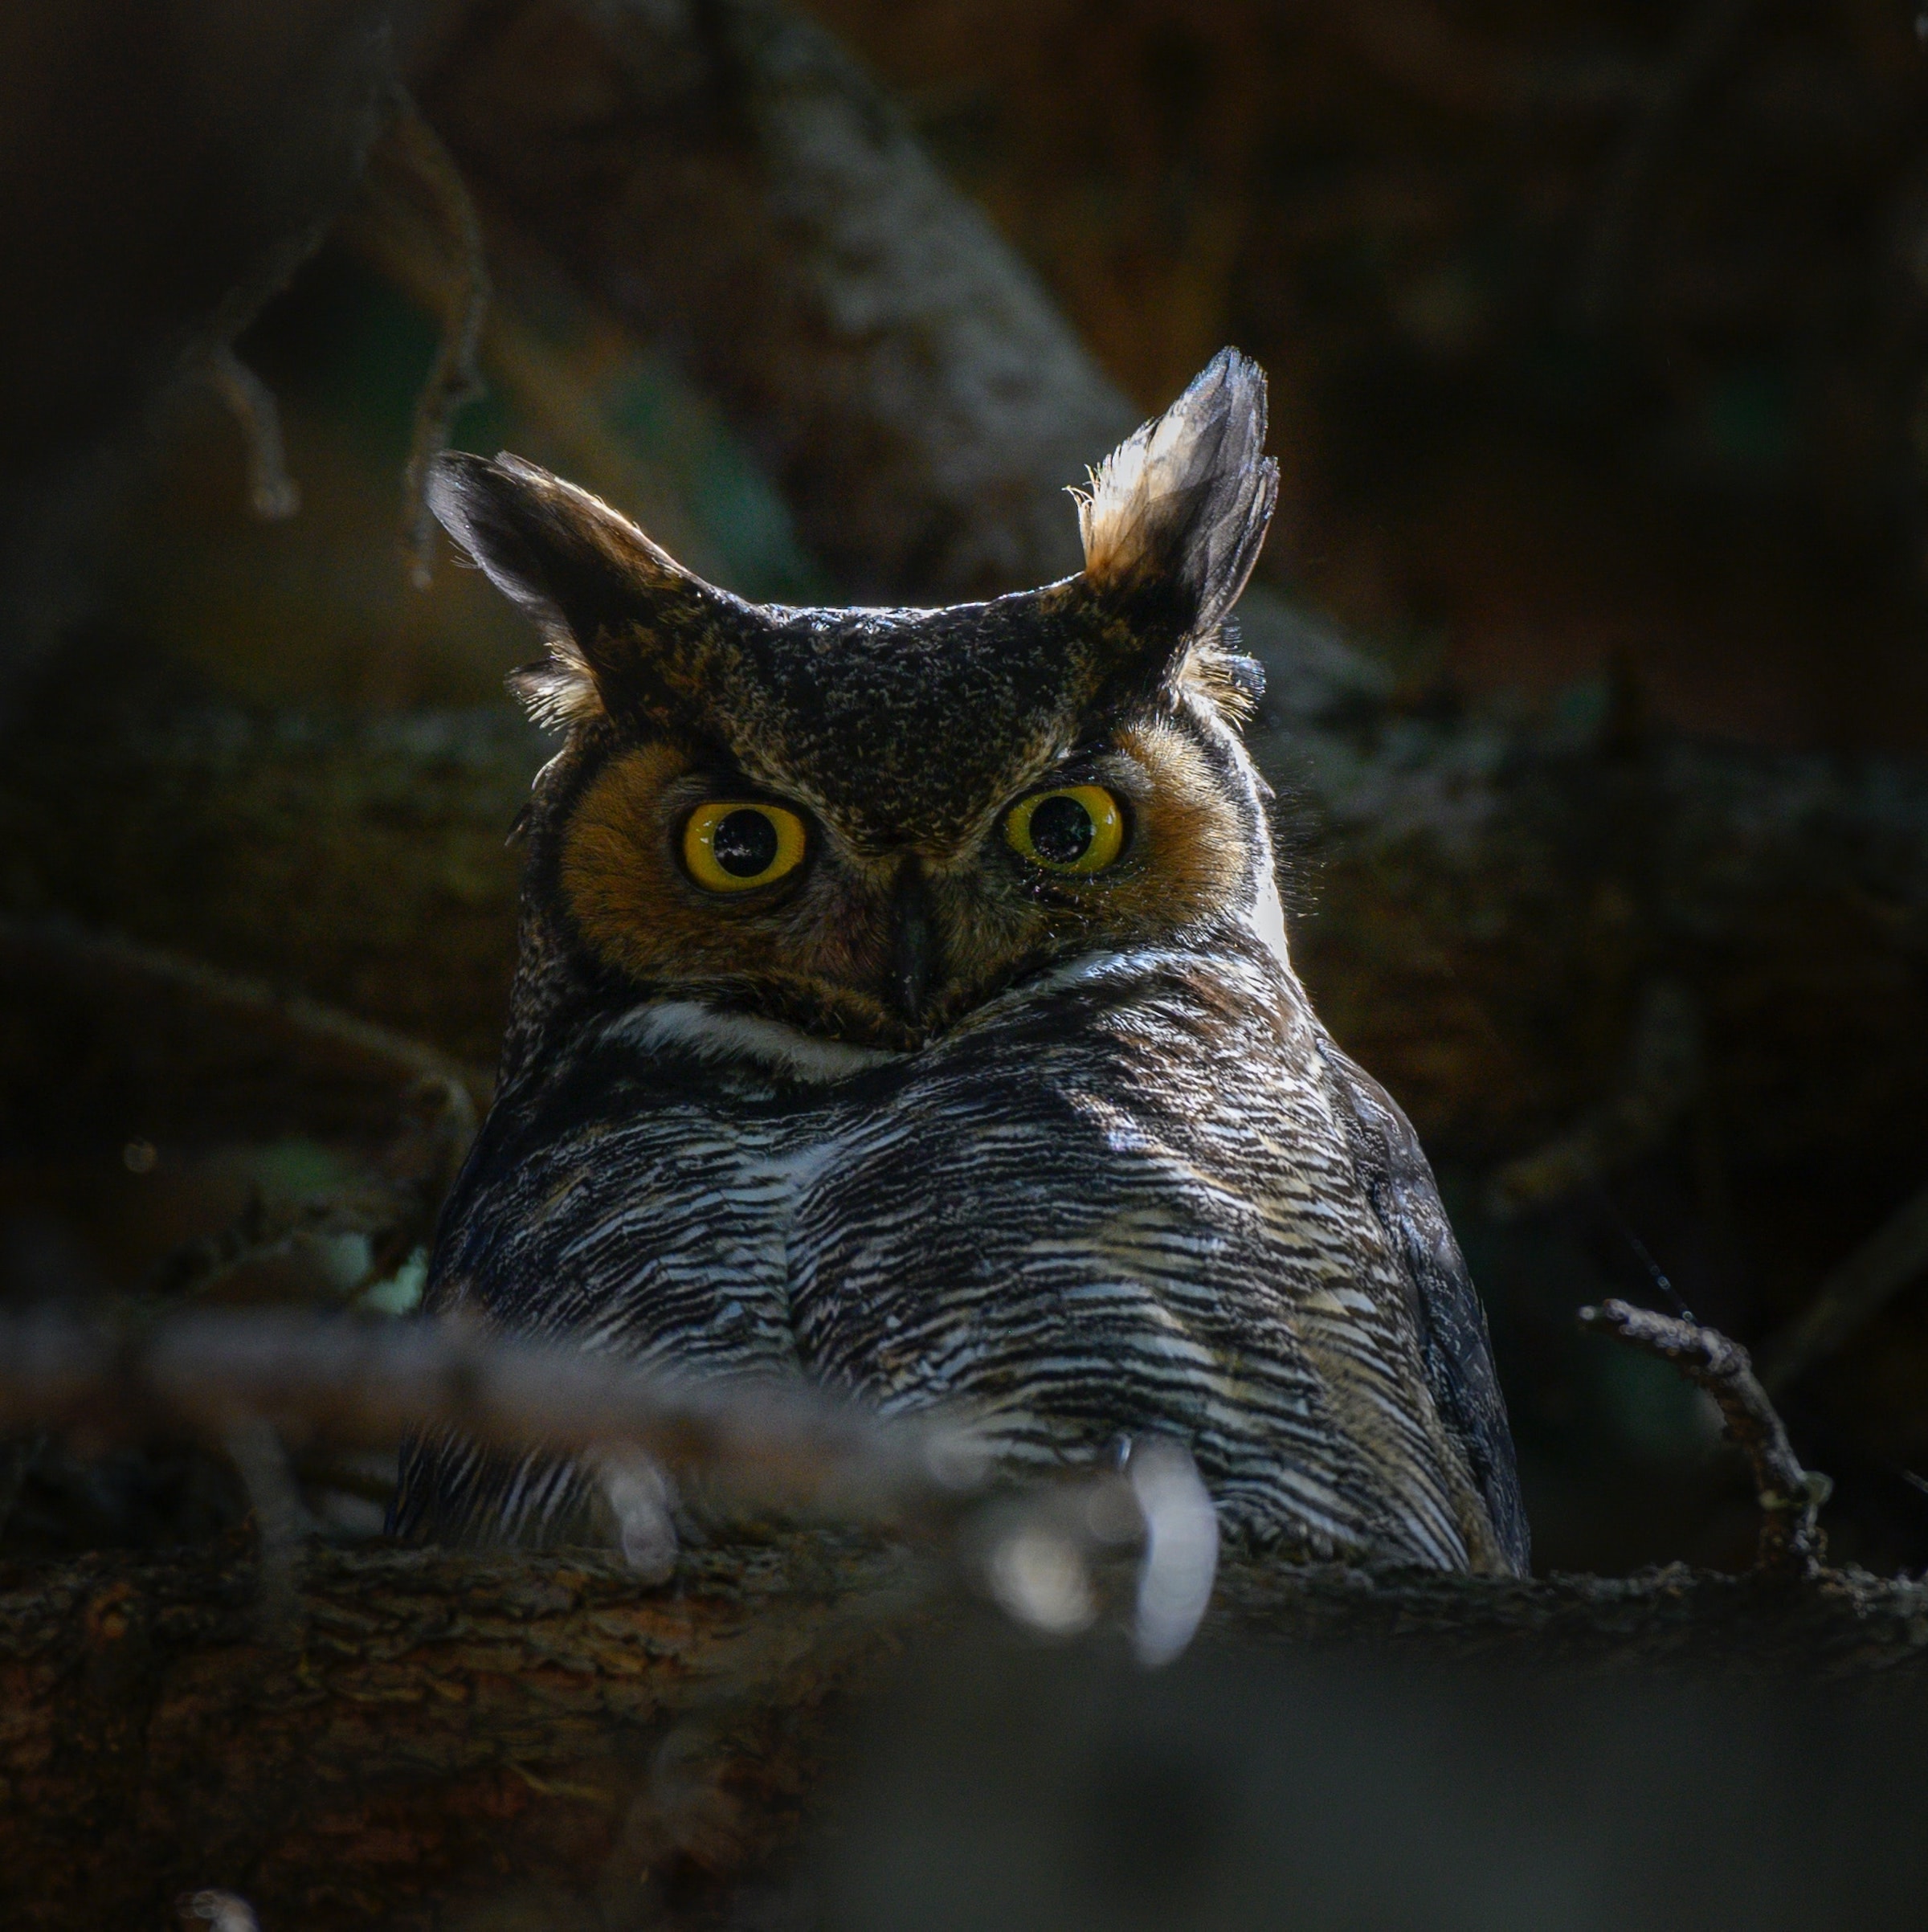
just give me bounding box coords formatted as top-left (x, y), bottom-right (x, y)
top-left (391, 351), bottom-right (1528, 1577)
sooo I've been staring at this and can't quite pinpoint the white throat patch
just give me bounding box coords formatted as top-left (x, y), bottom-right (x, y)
top-left (607, 1002), bottom-right (904, 1085)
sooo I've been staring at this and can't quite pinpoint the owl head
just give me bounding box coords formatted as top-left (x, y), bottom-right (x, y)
top-left (431, 350), bottom-right (1285, 1053)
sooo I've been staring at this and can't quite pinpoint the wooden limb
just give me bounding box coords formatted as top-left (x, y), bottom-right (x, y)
top-left (1571, 0), bottom-right (1758, 329)
top-left (200, 346), bottom-right (301, 522)
top-left (0, 1311), bottom-right (978, 1525)
top-left (7, 672), bottom-right (1928, 1236)
top-left (133, 1047), bottom-right (476, 1326)
top-left (178, 1895), bottom-right (259, 1932)
top-left (0, 1438), bottom-right (35, 1544)
top-left (0, 0), bottom-right (406, 709)
top-left (0, 1535), bottom-right (927, 1932)
top-left (5, 1534), bottom-right (1927, 1930)
top-left (0, 1305), bottom-right (1227, 1663)
top-left (0, 696), bottom-right (535, 1073)
top-left (1579, 1299), bottom-right (1830, 1576)
top-left (417, 0), bottom-right (1142, 601)
top-left (370, 83), bottom-right (495, 589)
top-left (1485, 977), bottom-right (1703, 1218)
top-left (1313, 0), bottom-right (1646, 120)
top-left (0, 915), bottom-right (489, 1116)
top-left (219, 1417), bottom-right (307, 1645)
top-left (339, 154), bottom-right (733, 586)
top-left (406, 0), bottom-right (1391, 684)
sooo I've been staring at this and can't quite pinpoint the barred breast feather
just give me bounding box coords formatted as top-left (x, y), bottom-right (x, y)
top-left (394, 349), bottom-right (1528, 1577)
top-left (393, 935), bottom-right (1528, 1576)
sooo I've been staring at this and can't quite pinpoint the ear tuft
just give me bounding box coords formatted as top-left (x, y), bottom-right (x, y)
top-left (504, 647), bottom-right (604, 730)
top-left (1074, 349), bottom-right (1279, 636)
top-left (427, 451), bottom-right (718, 729)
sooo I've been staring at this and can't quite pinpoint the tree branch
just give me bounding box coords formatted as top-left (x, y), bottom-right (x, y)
top-left (371, 82), bottom-right (494, 589)
top-left (417, 0), bottom-right (1141, 601)
top-left (0, 914), bottom-right (489, 1110)
top-left (1579, 1299), bottom-right (1830, 1576)
top-left (0, 1310), bottom-right (975, 1524)
top-left (4, 1533), bottom-right (1926, 1929)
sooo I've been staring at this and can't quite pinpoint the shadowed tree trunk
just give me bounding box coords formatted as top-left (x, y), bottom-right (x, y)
top-left (418, 0), bottom-right (1142, 603)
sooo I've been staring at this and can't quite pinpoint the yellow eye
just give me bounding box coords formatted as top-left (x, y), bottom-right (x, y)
top-left (682, 801), bottom-right (807, 892)
top-left (1004, 784), bottom-right (1126, 876)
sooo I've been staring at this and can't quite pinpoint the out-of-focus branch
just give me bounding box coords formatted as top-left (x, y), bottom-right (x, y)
top-left (1571, 0), bottom-right (1758, 329)
top-left (365, 84), bottom-right (493, 587)
top-left (0, 1307), bottom-right (1219, 1663)
top-left (152, 1068), bottom-right (475, 1310)
top-left (1485, 978), bottom-right (1703, 1218)
top-left (8, 673), bottom-right (1928, 1203)
top-left (340, 166), bottom-right (727, 582)
top-left (0, 697), bottom-right (536, 1075)
top-left (0, 0), bottom-right (405, 711)
top-left (1579, 1298), bottom-right (1830, 1576)
top-left (1317, 0), bottom-right (1646, 119)
top-left (178, 1893), bottom-right (259, 1932)
top-left (200, 345), bottom-right (302, 521)
top-left (0, 1309), bottom-right (978, 1523)
top-left (0, 913), bottom-right (490, 1114)
top-left (418, 0), bottom-right (1141, 601)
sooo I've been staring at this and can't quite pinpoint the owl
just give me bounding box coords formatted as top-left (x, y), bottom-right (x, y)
top-left (390, 350), bottom-right (1529, 1578)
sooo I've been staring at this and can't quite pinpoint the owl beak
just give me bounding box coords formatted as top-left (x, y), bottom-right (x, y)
top-left (888, 862), bottom-right (937, 1025)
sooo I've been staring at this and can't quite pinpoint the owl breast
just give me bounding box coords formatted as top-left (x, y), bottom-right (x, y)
top-left (412, 937), bottom-right (1505, 1572)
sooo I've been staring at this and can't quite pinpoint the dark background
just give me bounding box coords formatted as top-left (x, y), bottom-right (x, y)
top-left (5, 0), bottom-right (1928, 1579)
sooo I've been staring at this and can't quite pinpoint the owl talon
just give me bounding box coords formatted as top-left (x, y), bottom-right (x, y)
top-left (594, 1450), bottom-right (680, 1585)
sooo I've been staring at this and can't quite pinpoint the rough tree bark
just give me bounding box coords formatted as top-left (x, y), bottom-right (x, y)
top-left (6, 1535), bottom-right (1927, 1930)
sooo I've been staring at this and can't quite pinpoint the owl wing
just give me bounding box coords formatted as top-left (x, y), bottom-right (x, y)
top-left (1314, 1032), bottom-right (1531, 1575)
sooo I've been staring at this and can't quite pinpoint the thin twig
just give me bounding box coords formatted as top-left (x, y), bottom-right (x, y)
top-left (153, 1072), bottom-right (475, 1307)
top-left (202, 345), bottom-right (300, 521)
top-left (178, 1892), bottom-right (260, 1932)
top-left (1754, 1182), bottom-right (1928, 1395)
top-left (1486, 978), bottom-right (1703, 1219)
top-left (1323, 0), bottom-right (1645, 120)
top-left (0, 1310), bottom-right (1219, 1659)
top-left (1579, 1299), bottom-right (1830, 1577)
top-left (0, 1435), bottom-right (40, 1543)
top-left (340, 203), bottom-right (725, 580)
top-left (223, 1417), bottom-right (307, 1645)
top-left (368, 84), bottom-right (491, 588)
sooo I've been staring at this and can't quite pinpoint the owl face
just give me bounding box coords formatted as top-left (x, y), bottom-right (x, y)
top-left (431, 351), bottom-right (1283, 1050)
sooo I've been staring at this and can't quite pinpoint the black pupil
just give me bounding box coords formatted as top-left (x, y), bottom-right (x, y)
top-left (1029, 794), bottom-right (1095, 866)
top-left (712, 809), bottom-right (779, 877)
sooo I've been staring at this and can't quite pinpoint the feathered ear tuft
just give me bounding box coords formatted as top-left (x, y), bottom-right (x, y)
top-left (1074, 349), bottom-right (1279, 639)
top-left (427, 451), bottom-right (724, 729)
